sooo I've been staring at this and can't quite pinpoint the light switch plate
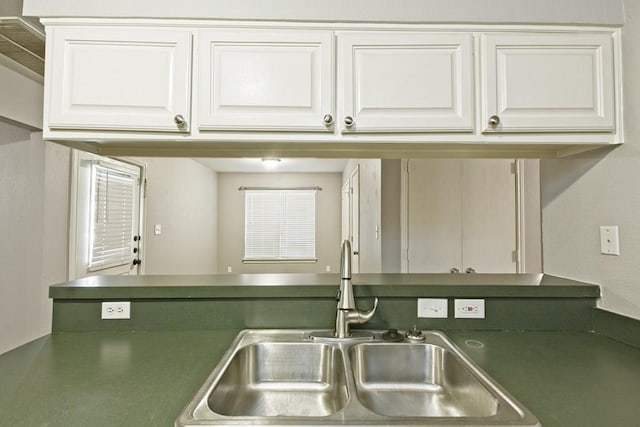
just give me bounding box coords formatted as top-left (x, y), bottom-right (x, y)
top-left (454, 299), bottom-right (485, 319)
top-left (417, 298), bottom-right (448, 318)
top-left (600, 226), bottom-right (620, 255)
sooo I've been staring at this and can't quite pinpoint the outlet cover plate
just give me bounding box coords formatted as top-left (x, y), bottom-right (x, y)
top-left (101, 301), bottom-right (131, 319)
top-left (417, 298), bottom-right (448, 318)
top-left (454, 299), bottom-right (485, 319)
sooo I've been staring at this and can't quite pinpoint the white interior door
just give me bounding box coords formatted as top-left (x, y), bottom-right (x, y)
top-left (461, 160), bottom-right (517, 273)
top-left (405, 159), bottom-right (517, 273)
top-left (406, 159), bottom-right (463, 273)
top-left (341, 180), bottom-right (351, 243)
top-left (350, 167), bottom-right (360, 274)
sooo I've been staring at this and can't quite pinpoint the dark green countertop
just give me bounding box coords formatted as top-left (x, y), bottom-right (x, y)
top-left (49, 273), bottom-right (600, 299)
top-left (0, 329), bottom-right (637, 427)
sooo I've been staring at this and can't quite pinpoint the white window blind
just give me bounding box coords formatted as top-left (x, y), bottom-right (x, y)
top-left (244, 189), bottom-right (317, 261)
top-left (88, 163), bottom-right (138, 271)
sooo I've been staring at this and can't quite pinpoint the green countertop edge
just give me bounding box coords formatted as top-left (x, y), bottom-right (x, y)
top-left (49, 273), bottom-right (601, 299)
top-left (594, 307), bottom-right (640, 348)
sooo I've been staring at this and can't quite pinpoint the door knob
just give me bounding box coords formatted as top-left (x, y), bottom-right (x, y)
top-left (132, 259), bottom-right (142, 266)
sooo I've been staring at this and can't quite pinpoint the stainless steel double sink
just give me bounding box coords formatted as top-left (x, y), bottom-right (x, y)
top-left (176, 329), bottom-right (540, 426)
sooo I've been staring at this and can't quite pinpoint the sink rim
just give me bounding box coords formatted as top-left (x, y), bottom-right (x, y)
top-left (175, 329), bottom-right (541, 427)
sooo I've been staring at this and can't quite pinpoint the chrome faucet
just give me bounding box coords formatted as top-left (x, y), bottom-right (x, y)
top-left (334, 240), bottom-right (379, 338)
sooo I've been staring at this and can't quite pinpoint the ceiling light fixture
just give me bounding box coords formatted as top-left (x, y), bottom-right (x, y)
top-left (261, 158), bottom-right (281, 169)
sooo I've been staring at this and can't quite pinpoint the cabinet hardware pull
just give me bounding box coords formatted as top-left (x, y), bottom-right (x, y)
top-left (344, 116), bottom-right (355, 128)
top-left (174, 114), bottom-right (186, 127)
top-left (488, 115), bottom-right (501, 127)
top-left (323, 114), bottom-right (334, 125)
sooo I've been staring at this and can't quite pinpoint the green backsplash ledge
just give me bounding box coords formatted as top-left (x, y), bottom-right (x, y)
top-left (50, 273), bottom-right (599, 332)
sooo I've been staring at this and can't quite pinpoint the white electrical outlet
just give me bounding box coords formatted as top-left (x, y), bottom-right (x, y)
top-left (326, 265), bottom-right (331, 272)
top-left (101, 302), bottom-right (131, 319)
top-left (227, 266), bottom-right (232, 273)
top-left (417, 298), bottom-right (448, 318)
top-left (154, 224), bottom-right (162, 235)
top-left (454, 299), bottom-right (485, 319)
top-left (600, 226), bottom-right (620, 255)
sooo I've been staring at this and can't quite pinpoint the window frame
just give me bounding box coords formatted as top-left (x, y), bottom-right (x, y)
top-left (242, 188), bottom-right (318, 264)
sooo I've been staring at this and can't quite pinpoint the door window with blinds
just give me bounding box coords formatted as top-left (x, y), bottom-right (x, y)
top-left (70, 151), bottom-right (143, 279)
top-left (243, 188), bottom-right (317, 262)
top-left (88, 163), bottom-right (139, 271)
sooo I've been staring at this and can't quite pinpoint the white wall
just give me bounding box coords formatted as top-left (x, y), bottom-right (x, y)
top-left (0, 59), bottom-right (43, 129)
top-left (0, 126), bottom-right (70, 355)
top-left (142, 158), bottom-right (218, 275)
top-left (540, 0), bottom-right (640, 320)
top-left (23, 0), bottom-right (624, 25)
top-left (217, 172), bottom-right (342, 274)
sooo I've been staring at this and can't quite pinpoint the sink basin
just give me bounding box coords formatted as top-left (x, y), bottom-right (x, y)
top-left (208, 342), bottom-right (348, 417)
top-left (176, 329), bottom-right (540, 426)
top-left (350, 343), bottom-right (498, 417)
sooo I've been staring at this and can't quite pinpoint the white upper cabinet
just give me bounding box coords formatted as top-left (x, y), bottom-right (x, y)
top-left (198, 29), bottom-right (333, 132)
top-left (47, 27), bottom-right (192, 132)
top-left (41, 20), bottom-right (623, 157)
top-left (481, 32), bottom-right (616, 133)
top-left (338, 32), bottom-right (474, 133)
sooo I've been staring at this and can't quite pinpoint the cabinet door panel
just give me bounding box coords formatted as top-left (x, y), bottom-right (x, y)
top-left (482, 33), bottom-right (615, 132)
top-left (48, 27), bottom-right (191, 132)
top-left (198, 29), bottom-right (333, 131)
top-left (339, 32), bottom-right (474, 133)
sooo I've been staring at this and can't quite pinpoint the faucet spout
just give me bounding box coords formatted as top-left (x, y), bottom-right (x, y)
top-left (334, 240), bottom-right (379, 338)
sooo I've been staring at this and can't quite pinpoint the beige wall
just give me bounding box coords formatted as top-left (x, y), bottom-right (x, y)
top-left (540, 0), bottom-right (640, 320)
top-left (217, 172), bottom-right (342, 273)
top-left (142, 158), bottom-right (218, 275)
top-left (0, 127), bottom-right (70, 355)
top-left (381, 160), bottom-right (402, 273)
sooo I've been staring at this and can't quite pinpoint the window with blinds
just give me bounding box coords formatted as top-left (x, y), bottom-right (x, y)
top-left (244, 189), bottom-right (317, 261)
top-left (88, 163), bottom-right (138, 271)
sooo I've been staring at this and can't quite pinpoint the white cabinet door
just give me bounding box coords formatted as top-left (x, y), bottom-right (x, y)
top-left (481, 32), bottom-right (615, 133)
top-left (198, 29), bottom-right (333, 132)
top-left (47, 27), bottom-right (192, 132)
top-left (338, 32), bottom-right (474, 133)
